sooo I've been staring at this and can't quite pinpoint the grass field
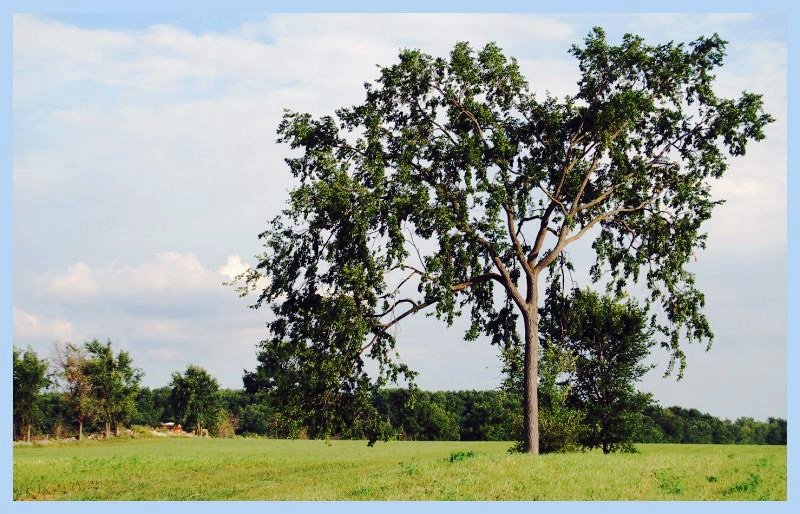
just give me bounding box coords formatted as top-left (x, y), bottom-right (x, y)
top-left (13, 437), bottom-right (786, 500)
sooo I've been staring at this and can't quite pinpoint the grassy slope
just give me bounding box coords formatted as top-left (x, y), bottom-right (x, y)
top-left (13, 438), bottom-right (787, 500)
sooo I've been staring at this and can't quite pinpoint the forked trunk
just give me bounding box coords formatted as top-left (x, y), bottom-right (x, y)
top-left (105, 421), bottom-right (111, 438)
top-left (522, 307), bottom-right (541, 455)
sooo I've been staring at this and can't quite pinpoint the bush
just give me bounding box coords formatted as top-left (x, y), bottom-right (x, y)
top-left (538, 346), bottom-right (584, 453)
top-left (212, 409), bottom-right (237, 438)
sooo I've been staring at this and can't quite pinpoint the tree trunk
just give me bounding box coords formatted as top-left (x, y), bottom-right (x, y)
top-left (522, 307), bottom-right (540, 455)
top-left (105, 421), bottom-right (111, 438)
top-left (115, 420), bottom-right (120, 436)
top-left (78, 420), bottom-right (83, 441)
top-left (27, 424), bottom-right (31, 443)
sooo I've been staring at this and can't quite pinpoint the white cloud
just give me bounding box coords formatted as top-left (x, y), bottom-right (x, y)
top-left (48, 261), bottom-right (96, 295)
top-left (45, 252), bottom-right (242, 300)
top-left (218, 255), bottom-right (250, 281)
top-left (25, 252), bottom-right (268, 387)
top-left (14, 13), bottom-right (575, 99)
top-left (13, 306), bottom-right (75, 343)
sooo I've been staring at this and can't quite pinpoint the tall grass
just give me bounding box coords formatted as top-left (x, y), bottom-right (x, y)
top-left (13, 438), bottom-right (786, 500)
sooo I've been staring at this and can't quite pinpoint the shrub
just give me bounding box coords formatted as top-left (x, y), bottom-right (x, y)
top-left (212, 409), bottom-right (237, 438)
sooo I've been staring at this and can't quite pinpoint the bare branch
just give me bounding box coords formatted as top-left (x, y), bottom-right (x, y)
top-left (564, 199), bottom-right (653, 248)
top-left (537, 183), bottom-right (568, 215)
top-left (371, 298), bottom-right (421, 319)
top-left (361, 271), bottom-right (505, 354)
top-left (505, 205), bottom-right (535, 276)
top-left (378, 270), bottom-right (419, 300)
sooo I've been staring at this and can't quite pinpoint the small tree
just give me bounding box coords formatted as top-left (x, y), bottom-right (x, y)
top-left (52, 342), bottom-right (94, 440)
top-left (170, 365), bottom-right (220, 436)
top-left (13, 347), bottom-right (50, 442)
top-left (84, 339), bottom-right (142, 437)
top-left (541, 286), bottom-right (654, 453)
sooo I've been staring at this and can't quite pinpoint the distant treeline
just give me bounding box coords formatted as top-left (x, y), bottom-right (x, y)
top-left (29, 387), bottom-right (786, 445)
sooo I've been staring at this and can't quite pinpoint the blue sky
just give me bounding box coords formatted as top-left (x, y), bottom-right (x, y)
top-left (11, 12), bottom-right (787, 421)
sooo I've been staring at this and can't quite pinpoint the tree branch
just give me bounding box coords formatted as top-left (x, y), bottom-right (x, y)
top-left (361, 271), bottom-right (504, 354)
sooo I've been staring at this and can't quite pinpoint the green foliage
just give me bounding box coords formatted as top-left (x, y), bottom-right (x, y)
top-left (234, 29), bottom-right (772, 452)
top-left (415, 400), bottom-right (461, 441)
top-left (83, 339), bottom-right (142, 435)
top-left (536, 346), bottom-right (585, 453)
top-left (129, 387), bottom-right (171, 427)
top-left (507, 346), bottom-right (584, 454)
top-left (212, 409), bottom-right (237, 438)
top-left (170, 365), bottom-right (221, 434)
top-left (635, 405), bottom-right (786, 446)
top-left (239, 402), bottom-right (274, 435)
top-left (448, 450), bottom-right (476, 462)
top-left (372, 389), bottom-right (517, 442)
top-left (765, 418), bottom-right (787, 445)
top-left (398, 458), bottom-right (420, 476)
top-left (52, 342), bottom-right (94, 438)
top-left (130, 424), bottom-right (154, 435)
top-left (13, 346), bottom-right (50, 441)
top-left (541, 286), bottom-right (654, 453)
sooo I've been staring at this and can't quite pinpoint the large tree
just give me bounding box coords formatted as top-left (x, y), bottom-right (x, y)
top-left (170, 365), bottom-right (220, 436)
top-left (13, 346), bottom-right (50, 442)
top-left (236, 28), bottom-right (772, 453)
top-left (84, 339), bottom-right (142, 437)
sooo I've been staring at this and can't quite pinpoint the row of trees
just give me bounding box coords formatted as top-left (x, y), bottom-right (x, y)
top-left (19, 379), bottom-right (787, 447)
top-left (13, 341), bottom-right (142, 440)
top-left (12, 341), bottom-right (223, 441)
top-left (14, 338), bottom-right (787, 447)
top-left (13, 283), bottom-right (787, 452)
top-left (14, 307), bottom-right (787, 450)
top-left (13, 289), bottom-right (785, 451)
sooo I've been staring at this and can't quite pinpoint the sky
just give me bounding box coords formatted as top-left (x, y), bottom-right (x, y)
top-left (11, 12), bottom-right (787, 421)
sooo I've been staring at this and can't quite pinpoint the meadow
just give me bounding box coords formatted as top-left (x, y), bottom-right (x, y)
top-left (13, 437), bottom-right (786, 501)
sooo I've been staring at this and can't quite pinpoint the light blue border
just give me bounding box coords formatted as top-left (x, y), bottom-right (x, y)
top-left (2, 0), bottom-right (796, 512)
top-left (786, 0), bottom-right (798, 509)
top-left (1, 0), bottom-right (11, 506)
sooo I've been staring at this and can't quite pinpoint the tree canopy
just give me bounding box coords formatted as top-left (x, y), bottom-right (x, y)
top-left (170, 365), bottom-right (221, 435)
top-left (13, 346), bottom-right (50, 442)
top-left (52, 342), bottom-right (94, 440)
top-left (236, 27), bottom-right (772, 453)
top-left (83, 339), bottom-right (142, 437)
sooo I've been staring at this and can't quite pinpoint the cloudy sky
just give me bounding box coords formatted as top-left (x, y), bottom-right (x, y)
top-left (12, 13), bottom-right (786, 421)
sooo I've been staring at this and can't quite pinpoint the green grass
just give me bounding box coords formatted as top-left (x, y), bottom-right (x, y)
top-left (13, 438), bottom-right (786, 500)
